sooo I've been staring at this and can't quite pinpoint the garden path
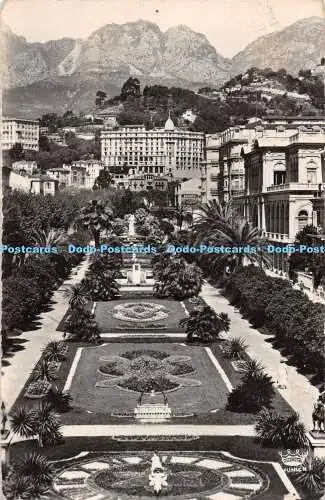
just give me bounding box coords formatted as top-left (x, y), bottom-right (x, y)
top-left (9, 424), bottom-right (256, 443)
top-left (201, 283), bottom-right (319, 429)
top-left (2, 258), bottom-right (90, 412)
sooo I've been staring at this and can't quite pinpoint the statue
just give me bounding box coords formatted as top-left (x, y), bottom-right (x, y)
top-left (128, 214), bottom-right (135, 237)
top-left (149, 453), bottom-right (168, 495)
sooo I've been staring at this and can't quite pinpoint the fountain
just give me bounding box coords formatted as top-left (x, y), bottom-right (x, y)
top-left (149, 453), bottom-right (168, 495)
top-left (134, 390), bottom-right (172, 423)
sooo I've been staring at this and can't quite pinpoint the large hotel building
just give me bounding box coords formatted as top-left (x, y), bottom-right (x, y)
top-left (1, 118), bottom-right (39, 151)
top-left (100, 117), bottom-right (205, 179)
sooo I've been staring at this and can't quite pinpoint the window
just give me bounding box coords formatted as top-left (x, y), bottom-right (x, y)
top-left (297, 210), bottom-right (308, 231)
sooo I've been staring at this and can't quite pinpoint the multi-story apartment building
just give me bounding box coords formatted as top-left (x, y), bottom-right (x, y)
top-left (233, 122), bottom-right (325, 272)
top-left (218, 121), bottom-right (260, 202)
top-left (1, 118), bottom-right (39, 151)
top-left (100, 117), bottom-right (205, 180)
top-left (200, 134), bottom-right (220, 204)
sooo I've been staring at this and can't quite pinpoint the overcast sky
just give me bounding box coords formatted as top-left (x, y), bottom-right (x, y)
top-left (1, 0), bottom-right (324, 57)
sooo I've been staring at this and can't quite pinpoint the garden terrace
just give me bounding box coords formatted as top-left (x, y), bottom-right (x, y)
top-left (10, 338), bottom-right (293, 426)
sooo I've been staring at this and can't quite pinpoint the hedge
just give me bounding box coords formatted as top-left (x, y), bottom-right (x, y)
top-left (225, 266), bottom-right (325, 378)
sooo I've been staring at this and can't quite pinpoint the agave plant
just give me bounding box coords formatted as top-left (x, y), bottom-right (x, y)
top-left (75, 199), bottom-right (114, 246)
top-left (43, 341), bottom-right (68, 362)
top-left (238, 358), bottom-right (265, 377)
top-left (295, 458), bottom-right (325, 495)
top-left (223, 337), bottom-right (247, 360)
top-left (3, 474), bottom-right (34, 499)
top-left (63, 284), bottom-right (89, 310)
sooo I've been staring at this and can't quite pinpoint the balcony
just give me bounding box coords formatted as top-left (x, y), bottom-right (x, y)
top-left (230, 168), bottom-right (244, 175)
top-left (266, 183), bottom-right (323, 192)
top-left (262, 231), bottom-right (294, 243)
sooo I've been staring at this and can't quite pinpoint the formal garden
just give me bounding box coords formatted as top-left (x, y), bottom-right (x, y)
top-left (2, 192), bottom-right (325, 499)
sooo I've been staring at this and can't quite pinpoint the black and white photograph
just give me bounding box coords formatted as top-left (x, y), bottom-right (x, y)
top-left (1, 0), bottom-right (325, 498)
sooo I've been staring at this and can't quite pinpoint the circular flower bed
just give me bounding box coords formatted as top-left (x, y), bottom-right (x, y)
top-left (113, 302), bottom-right (168, 323)
top-left (92, 462), bottom-right (224, 497)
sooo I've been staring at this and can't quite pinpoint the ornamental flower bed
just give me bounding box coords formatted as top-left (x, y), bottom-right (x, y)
top-left (25, 380), bottom-right (52, 399)
top-left (112, 302), bottom-right (169, 323)
top-left (97, 350), bottom-right (197, 393)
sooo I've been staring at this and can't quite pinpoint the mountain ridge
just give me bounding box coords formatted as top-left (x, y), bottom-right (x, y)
top-left (2, 16), bottom-right (324, 117)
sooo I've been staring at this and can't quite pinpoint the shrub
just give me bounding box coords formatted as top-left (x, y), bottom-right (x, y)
top-left (224, 266), bottom-right (324, 378)
top-left (46, 389), bottom-right (73, 413)
top-left (294, 458), bottom-right (325, 496)
top-left (43, 341), bottom-right (68, 362)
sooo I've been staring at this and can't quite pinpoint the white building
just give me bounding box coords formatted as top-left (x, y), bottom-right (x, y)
top-left (1, 118), bottom-right (39, 151)
top-left (233, 122), bottom-right (325, 272)
top-left (100, 117), bottom-right (205, 180)
top-left (11, 160), bottom-right (37, 175)
top-left (200, 134), bottom-right (221, 204)
top-left (48, 160), bottom-right (104, 190)
top-left (6, 169), bottom-right (58, 195)
top-left (176, 177), bottom-right (201, 209)
top-left (182, 110), bottom-right (197, 123)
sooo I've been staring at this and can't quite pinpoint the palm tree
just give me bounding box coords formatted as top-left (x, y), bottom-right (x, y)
top-left (227, 372), bottom-right (275, 413)
top-left (255, 409), bottom-right (309, 448)
top-left (11, 403), bottom-right (62, 448)
top-left (75, 199), bottom-right (114, 246)
top-left (47, 389), bottom-right (73, 413)
top-left (223, 337), bottom-right (247, 360)
top-left (193, 199), bottom-right (234, 242)
top-left (32, 359), bottom-right (57, 386)
top-left (30, 228), bottom-right (67, 247)
top-left (295, 458), bottom-right (325, 496)
top-left (210, 219), bottom-right (271, 270)
top-left (34, 402), bottom-right (62, 447)
top-left (43, 341), bottom-right (68, 363)
top-left (10, 406), bottom-right (36, 442)
top-left (63, 284), bottom-right (89, 310)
